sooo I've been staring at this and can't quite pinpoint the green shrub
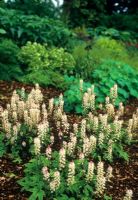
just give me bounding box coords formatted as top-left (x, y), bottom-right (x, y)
top-left (90, 37), bottom-right (128, 66)
top-left (92, 60), bottom-right (138, 102)
top-left (6, 0), bottom-right (58, 18)
top-left (71, 37), bottom-right (130, 81)
top-left (18, 42), bottom-right (75, 88)
top-left (108, 13), bottom-right (138, 37)
top-left (72, 43), bottom-right (95, 80)
top-left (87, 27), bottom-right (137, 42)
top-left (0, 7), bottom-right (72, 47)
top-left (90, 37), bottom-right (138, 72)
top-left (64, 60), bottom-right (138, 113)
top-left (0, 39), bottom-right (22, 81)
top-left (126, 47), bottom-right (138, 71)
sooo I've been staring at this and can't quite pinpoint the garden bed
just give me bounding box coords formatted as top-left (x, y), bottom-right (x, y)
top-left (0, 80), bottom-right (138, 200)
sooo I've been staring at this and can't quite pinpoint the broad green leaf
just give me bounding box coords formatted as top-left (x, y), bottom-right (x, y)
top-left (0, 28), bottom-right (6, 34)
top-left (130, 89), bottom-right (138, 98)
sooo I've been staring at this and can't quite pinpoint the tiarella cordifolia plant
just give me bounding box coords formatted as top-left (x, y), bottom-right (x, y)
top-left (123, 189), bottom-right (133, 200)
top-left (0, 83), bottom-right (137, 199)
top-left (95, 161), bottom-right (106, 196)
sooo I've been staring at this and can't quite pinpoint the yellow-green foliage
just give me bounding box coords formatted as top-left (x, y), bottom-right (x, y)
top-left (18, 42), bottom-right (75, 88)
top-left (90, 37), bottom-right (128, 65)
top-left (72, 37), bottom-right (138, 81)
top-left (126, 50), bottom-right (138, 71)
top-left (91, 37), bottom-right (138, 70)
top-left (19, 42), bottom-right (75, 73)
top-left (72, 42), bottom-right (94, 79)
top-left (19, 42), bottom-right (49, 70)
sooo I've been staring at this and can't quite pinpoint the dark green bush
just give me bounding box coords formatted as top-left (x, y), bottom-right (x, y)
top-left (6, 0), bottom-right (58, 18)
top-left (108, 13), bottom-right (138, 37)
top-left (0, 39), bottom-right (22, 81)
top-left (87, 27), bottom-right (137, 42)
top-left (0, 7), bottom-right (72, 47)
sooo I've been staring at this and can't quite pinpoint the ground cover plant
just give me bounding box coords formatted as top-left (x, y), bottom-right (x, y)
top-left (0, 82), bottom-right (137, 199)
top-left (64, 62), bottom-right (138, 113)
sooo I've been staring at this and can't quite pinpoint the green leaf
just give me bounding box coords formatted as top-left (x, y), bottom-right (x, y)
top-left (101, 87), bottom-right (109, 94)
top-left (130, 89), bottom-right (138, 98)
top-left (0, 133), bottom-right (6, 157)
top-left (4, 172), bottom-right (17, 178)
top-left (38, 190), bottom-right (45, 200)
top-left (29, 190), bottom-right (38, 200)
top-left (117, 79), bottom-right (126, 87)
top-left (17, 27), bottom-right (24, 38)
top-left (75, 105), bottom-right (82, 113)
top-left (113, 144), bottom-right (129, 161)
top-left (104, 194), bottom-right (112, 200)
top-left (118, 88), bottom-right (129, 98)
top-left (0, 28), bottom-right (6, 34)
top-left (96, 96), bottom-right (105, 103)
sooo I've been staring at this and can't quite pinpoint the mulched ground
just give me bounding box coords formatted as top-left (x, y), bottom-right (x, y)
top-left (0, 80), bottom-right (138, 200)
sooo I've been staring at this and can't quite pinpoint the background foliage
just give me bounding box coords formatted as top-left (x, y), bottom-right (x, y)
top-left (0, 0), bottom-right (138, 106)
top-left (0, 7), bottom-right (72, 46)
top-left (0, 39), bottom-right (22, 80)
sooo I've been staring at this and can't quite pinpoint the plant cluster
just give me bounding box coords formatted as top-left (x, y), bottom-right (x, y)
top-left (0, 39), bottom-right (22, 81)
top-left (0, 83), bottom-right (137, 199)
top-left (6, 0), bottom-right (59, 18)
top-left (72, 42), bottom-right (95, 80)
top-left (18, 42), bottom-right (75, 88)
top-left (87, 27), bottom-right (138, 42)
top-left (0, 7), bottom-right (72, 46)
top-left (71, 36), bottom-right (138, 80)
top-left (91, 60), bottom-right (138, 102)
top-left (64, 61), bottom-right (138, 113)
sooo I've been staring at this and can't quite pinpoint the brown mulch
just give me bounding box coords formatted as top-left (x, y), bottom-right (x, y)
top-left (0, 156), bottom-right (28, 200)
top-left (0, 80), bottom-right (138, 200)
top-left (106, 144), bottom-right (138, 200)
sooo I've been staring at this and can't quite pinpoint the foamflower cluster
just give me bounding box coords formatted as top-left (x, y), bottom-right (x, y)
top-left (106, 166), bottom-right (113, 181)
top-left (59, 148), bottom-right (66, 169)
top-left (34, 137), bottom-right (41, 155)
top-left (107, 140), bottom-right (113, 161)
top-left (67, 135), bottom-right (77, 156)
top-left (82, 86), bottom-right (95, 111)
top-left (123, 189), bottom-right (133, 200)
top-left (67, 161), bottom-right (75, 185)
top-left (96, 161), bottom-right (106, 196)
top-left (50, 171), bottom-right (60, 192)
top-left (110, 84), bottom-right (118, 104)
top-left (1, 81), bottom-right (138, 199)
top-left (42, 166), bottom-right (50, 181)
top-left (86, 161), bottom-right (94, 182)
top-left (46, 146), bottom-right (52, 159)
top-left (80, 119), bottom-right (86, 139)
